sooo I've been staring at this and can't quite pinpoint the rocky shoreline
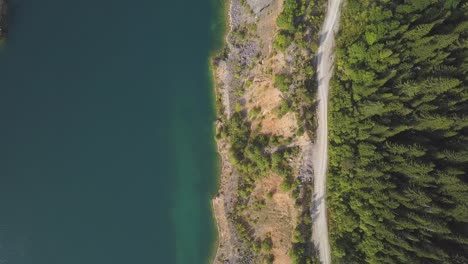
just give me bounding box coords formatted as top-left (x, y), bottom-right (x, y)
top-left (211, 0), bottom-right (326, 262)
top-left (211, 0), bottom-right (251, 262)
top-left (212, 0), bottom-right (296, 262)
top-left (211, 0), bottom-right (265, 262)
top-left (0, 0), bottom-right (7, 40)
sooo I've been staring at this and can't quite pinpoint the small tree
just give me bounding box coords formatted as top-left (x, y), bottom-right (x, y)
top-left (274, 74), bottom-right (292, 92)
top-left (274, 33), bottom-right (293, 51)
top-left (262, 236), bottom-right (273, 252)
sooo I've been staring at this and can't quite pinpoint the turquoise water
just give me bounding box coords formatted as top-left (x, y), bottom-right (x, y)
top-left (0, 0), bottom-right (223, 263)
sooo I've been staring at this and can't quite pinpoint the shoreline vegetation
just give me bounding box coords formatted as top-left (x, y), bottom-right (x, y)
top-left (208, 0), bottom-right (228, 263)
top-left (211, 0), bottom-right (326, 263)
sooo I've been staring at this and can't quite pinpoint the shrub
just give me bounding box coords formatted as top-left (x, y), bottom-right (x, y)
top-left (274, 32), bottom-right (293, 51)
top-left (262, 237), bottom-right (273, 252)
top-left (274, 74), bottom-right (292, 92)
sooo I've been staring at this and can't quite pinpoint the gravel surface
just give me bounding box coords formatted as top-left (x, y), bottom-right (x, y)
top-left (311, 0), bottom-right (343, 263)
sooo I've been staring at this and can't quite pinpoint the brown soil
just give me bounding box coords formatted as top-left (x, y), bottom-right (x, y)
top-left (247, 174), bottom-right (297, 264)
top-left (212, 0), bottom-right (306, 263)
top-left (260, 111), bottom-right (298, 138)
top-left (245, 54), bottom-right (296, 138)
top-left (255, 0), bottom-right (284, 56)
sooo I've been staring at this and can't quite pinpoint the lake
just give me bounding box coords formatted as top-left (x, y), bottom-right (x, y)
top-left (0, 0), bottom-right (222, 263)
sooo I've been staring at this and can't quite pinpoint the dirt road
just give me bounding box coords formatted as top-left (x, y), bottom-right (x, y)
top-left (311, 0), bottom-right (342, 263)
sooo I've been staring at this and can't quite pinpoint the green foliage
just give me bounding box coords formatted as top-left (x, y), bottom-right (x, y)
top-left (274, 0), bottom-right (322, 51)
top-left (262, 236), bottom-right (273, 252)
top-left (329, 1), bottom-right (468, 263)
top-left (289, 185), bottom-right (320, 264)
top-left (223, 112), bottom-right (300, 255)
top-left (280, 176), bottom-right (294, 192)
top-left (264, 254), bottom-right (275, 264)
top-left (252, 240), bottom-right (261, 253)
top-left (221, 0), bottom-right (327, 260)
top-left (276, 0), bottom-right (298, 31)
top-left (276, 100), bottom-right (292, 117)
top-left (274, 32), bottom-right (293, 51)
top-left (274, 74), bottom-right (292, 92)
top-left (253, 199), bottom-right (266, 210)
top-left (266, 191), bottom-right (274, 199)
top-left (249, 106), bottom-right (262, 119)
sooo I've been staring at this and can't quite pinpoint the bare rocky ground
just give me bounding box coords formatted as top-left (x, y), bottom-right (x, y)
top-left (212, 0), bottom-right (322, 263)
top-left (212, 138), bottom-right (245, 264)
top-left (213, 0), bottom-right (332, 264)
top-left (212, 0), bottom-right (302, 263)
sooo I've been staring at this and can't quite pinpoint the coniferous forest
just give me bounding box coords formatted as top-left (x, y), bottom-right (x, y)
top-left (328, 0), bottom-right (468, 263)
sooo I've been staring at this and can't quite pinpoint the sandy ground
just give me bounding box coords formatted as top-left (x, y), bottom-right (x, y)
top-left (311, 0), bottom-right (343, 263)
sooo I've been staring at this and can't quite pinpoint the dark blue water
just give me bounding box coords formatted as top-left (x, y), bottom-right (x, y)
top-left (0, 0), bottom-right (222, 263)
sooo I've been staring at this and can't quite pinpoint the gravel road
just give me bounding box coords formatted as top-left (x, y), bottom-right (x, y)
top-left (311, 0), bottom-right (342, 263)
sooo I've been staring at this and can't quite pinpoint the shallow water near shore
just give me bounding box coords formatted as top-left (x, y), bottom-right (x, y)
top-left (0, 0), bottom-right (221, 263)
